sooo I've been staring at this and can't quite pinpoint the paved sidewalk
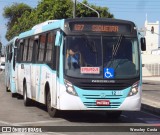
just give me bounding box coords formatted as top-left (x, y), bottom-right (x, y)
top-left (142, 76), bottom-right (160, 82)
top-left (141, 76), bottom-right (160, 115)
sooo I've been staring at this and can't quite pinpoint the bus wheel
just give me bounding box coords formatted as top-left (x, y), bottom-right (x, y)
top-left (23, 83), bottom-right (30, 106)
top-left (6, 87), bottom-right (10, 92)
top-left (11, 93), bottom-right (17, 98)
top-left (47, 92), bottom-right (57, 117)
top-left (106, 111), bottom-right (122, 119)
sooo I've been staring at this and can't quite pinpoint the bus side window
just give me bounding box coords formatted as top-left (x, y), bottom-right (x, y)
top-left (19, 41), bottom-right (24, 62)
top-left (9, 44), bottom-right (13, 62)
top-left (23, 39), bottom-right (28, 62)
top-left (6, 46), bottom-right (9, 62)
top-left (28, 37), bottom-right (34, 62)
top-left (46, 32), bottom-right (55, 62)
top-left (13, 48), bottom-right (17, 70)
top-left (33, 39), bottom-right (39, 63)
top-left (38, 34), bottom-right (47, 62)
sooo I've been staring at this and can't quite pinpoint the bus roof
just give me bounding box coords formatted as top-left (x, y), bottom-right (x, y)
top-left (18, 19), bottom-right (65, 39)
top-left (65, 18), bottom-right (136, 26)
top-left (31, 20), bottom-right (59, 30)
top-left (18, 18), bottom-right (137, 39)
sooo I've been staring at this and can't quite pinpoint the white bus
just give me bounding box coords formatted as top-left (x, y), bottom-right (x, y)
top-left (5, 37), bottom-right (18, 97)
top-left (15, 18), bottom-right (146, 118)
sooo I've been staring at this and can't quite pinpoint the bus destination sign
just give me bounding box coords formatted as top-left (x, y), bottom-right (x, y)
top-left (70, 22), bottom-right (132, 33)
top-left (74, 24), bottom-right (119, 32)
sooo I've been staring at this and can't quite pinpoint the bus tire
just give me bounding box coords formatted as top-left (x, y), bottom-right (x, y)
top-left (11, 93), bottom-right (17, 98)
top-left (23, 83), bottom-right (30, 106)
top-left (6, 87), bottom-right (10, 92)
top-left (106, 111), bottom-right (122, 119)
top-left (47, 91), bottom-right (57, 117)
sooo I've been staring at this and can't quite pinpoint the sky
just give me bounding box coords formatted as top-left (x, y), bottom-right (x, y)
top-left (0, 0), bottom-right (160, 45)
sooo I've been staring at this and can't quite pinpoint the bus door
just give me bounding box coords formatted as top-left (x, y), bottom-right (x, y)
top-left (5, 46), bottom-right (10, 88)
top-left (15, 63), bottom-right (20, 93)
top-left (31, 39), bottom-right (39, 100)
top-left (17, 62), bottom-right (24, 94)
top-left (36, 65), bottom-right (44, 102)
top-left (31, 64), bottom-right (39, 100)
top-left (12, 48), bottom-right (17, 88)
top-left (52, 45), bottom-right (60, 108)
top-left (16, 41), bottom-right (24, 94)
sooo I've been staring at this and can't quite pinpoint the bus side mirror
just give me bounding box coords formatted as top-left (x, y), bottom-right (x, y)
top-left (55, 31), bottom-right (62, 46)
top-left (141, 37), bottom-right (146, 51)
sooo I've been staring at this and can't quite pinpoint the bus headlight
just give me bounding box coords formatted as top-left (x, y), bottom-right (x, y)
top-left (128, 81), bottom-right (139, 97)
top-left (64, 79), bottom-right (78, 96)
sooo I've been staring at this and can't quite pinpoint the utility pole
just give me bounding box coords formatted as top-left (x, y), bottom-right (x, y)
top-left (77, 0), bottom-right (100, 18)
top-left (73, 0), bottom-right (76, 18)
top-left (73, 0), bottom-right (100, 18)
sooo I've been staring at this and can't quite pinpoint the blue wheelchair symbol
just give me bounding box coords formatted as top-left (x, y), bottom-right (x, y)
top-left (104, 68), bottom-right (114, 79)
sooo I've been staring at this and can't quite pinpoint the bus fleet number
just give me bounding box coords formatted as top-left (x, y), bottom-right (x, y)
top-left (74, 24), bottom-right (84, 31)
top-left (112, 91), bottom-right (123, 95)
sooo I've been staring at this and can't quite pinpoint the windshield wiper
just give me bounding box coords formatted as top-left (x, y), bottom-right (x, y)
top-left (107, 35), bottom-right (124, 68)
top-left (112, 34), bottom-right (124, 59)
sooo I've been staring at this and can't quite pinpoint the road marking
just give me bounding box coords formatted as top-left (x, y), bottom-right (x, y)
top-left (13, 119), bottom-right (67, 126)
top-left (141, 110), bottom-right (160, 119)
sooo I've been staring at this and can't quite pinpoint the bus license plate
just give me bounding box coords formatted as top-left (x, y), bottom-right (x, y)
top-left (96, 100), bottom-right (110, 106)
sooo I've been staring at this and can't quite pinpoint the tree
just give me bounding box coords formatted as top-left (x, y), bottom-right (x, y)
top-left (4, 0), bottom-right (114, 40)
top-left (76, 0), bottom-right (113, 18)
top-left (3, 3), bottom-right (32, 40)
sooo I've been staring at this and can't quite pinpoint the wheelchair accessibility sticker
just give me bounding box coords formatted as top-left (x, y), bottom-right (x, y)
top-left (104, 68), bottom-right (114, 79)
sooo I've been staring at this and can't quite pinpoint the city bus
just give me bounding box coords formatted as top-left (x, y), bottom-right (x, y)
top-left (5, 37), bottom-right (18, 97)
top-left (15, 18), bottom-right (146, 118)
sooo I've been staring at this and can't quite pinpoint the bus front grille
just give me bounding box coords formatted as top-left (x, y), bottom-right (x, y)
top-left (81, 94), bottom-right (123, 109)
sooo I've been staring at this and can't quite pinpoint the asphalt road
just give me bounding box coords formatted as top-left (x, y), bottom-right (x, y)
top-left (0, 71), bottom-right (160, 135)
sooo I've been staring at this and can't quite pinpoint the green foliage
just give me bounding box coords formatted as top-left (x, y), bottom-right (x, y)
top-left (4, 0), bottom-right (114, 41)
top-left (76, 0), bottom-right (113, 18)
top-left (3, 3), bottom-right (32, 40)
top-left (36, 0), bottom-right (73, 21)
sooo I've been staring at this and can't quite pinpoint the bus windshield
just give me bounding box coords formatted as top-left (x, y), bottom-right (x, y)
top-left (64, 36), bottom-right (139, 79)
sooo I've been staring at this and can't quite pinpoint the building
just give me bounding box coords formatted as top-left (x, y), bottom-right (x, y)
top-left (142, 18), bottom-right (160, 77)
top-left (144, 19), bottom-right (160, 54)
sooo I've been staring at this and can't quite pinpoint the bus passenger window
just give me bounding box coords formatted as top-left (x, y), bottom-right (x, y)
top-left (19, 42), bottom-right (24, 62)
top-left (23, 39), bottom-right (28, 61)
top-left (28, 38), bottom-right (34, 61)
top-left (46, 32), bottom-right (54, 62)
top-left (38, 34), bottom-right (46, 62)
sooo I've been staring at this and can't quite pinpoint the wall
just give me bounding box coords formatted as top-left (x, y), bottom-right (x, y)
top-left (144, 21), bottom-right (159, 54)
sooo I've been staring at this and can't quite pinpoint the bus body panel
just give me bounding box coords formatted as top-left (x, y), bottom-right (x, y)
top-left (31, 65), bottom-right (37, 99)
top-left (119, 87), bottom-right (141, 111)
top-left (58, 84), bottom-right (141, 110)
top-left (5, 37), bottom-right (18, 94)
top-left (16, 64), bottom-right (58, 106)
top-left (12, 18), bottom-right (144, 116)
top-left (17, 64), bottom-right (25, 95)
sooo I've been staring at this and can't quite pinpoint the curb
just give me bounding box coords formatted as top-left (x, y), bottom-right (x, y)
top-left (143, 81), bottom-right (160, 85)
top-left (141, 103), bottom-right (160, 116)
